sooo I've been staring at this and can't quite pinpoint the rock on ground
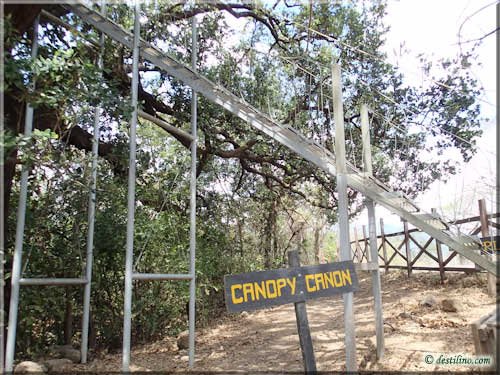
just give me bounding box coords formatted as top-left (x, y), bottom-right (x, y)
top-left (43, 358), bottom-right (73, 372)
top-left (441, 298), bottom-right (458, 312)
top-left (14, 361), bottom-right (47, 373)
top-left (421, 295), bottom-right (437, 307)
top-left (52, 345), bottom-right (81, 363)
top-left (177, 330), bottom-right (189, 350)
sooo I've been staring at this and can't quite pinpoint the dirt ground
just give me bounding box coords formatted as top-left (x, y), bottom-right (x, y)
top-left (66, 270), bottom-right (496, 372)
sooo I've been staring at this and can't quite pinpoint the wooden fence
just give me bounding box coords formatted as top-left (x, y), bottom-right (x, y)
top-left (350, 200), bottom-right (499, 283)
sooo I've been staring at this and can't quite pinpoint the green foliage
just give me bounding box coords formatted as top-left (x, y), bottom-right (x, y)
top-left (4, 0), bottom-right (487, 361)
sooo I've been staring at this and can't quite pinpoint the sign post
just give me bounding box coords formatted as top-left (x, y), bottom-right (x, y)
top-left (224, 255), bottom-right (359, 372)
top-left (288, 250), bottom-right (316, 372)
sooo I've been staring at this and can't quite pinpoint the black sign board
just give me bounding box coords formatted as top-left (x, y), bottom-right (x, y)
top-left (480, 235), bottom-right (500, 255)
top-left (224, 260), bottom-right (358, 313)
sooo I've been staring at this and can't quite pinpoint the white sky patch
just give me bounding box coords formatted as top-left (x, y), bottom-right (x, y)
top-left (350, 0), bottom-right (497, 234)
top-left (125, 1), bottom-right (494, 231)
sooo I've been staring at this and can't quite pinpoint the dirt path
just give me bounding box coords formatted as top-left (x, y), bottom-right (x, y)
top-left (68, 270), bottom-right (495, 372)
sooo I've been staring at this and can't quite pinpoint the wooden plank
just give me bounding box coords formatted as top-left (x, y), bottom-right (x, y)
top-left (385, 238), bottom-right (408, 262)
top-left (224, 260), bottom-right (359, 312)
top-left (353, 227), bottom-right (361, 263)
top-left (402, 219), bottom-right (411, 277)
top-left (443, 251), bottom-right (458, 267)
top-left (432, 209), bottom-right (445, 284)
top-left (380, 218), bottom-right (389, 272)
top-left (362, 225), bottom-right (368, 262)
top-left (408, 235), bottom-right (437, 266)
top-left (384, 265), bottom-right (480, 272)
top-left (478, 199), bottom-right (496, 296)
top-left (471, 308), bottom-right (497, 371)
top-left (452, 212), bottom-right (500, 225)
top-left (288, 251), bottom-right (317, 373)
top-left (479, 199), bottom-right (490, 237)
top-left (486, 220), bottom-right (500, 229)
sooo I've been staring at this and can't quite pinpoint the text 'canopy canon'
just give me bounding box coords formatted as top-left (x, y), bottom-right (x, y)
top-left (224, 261), bottom-right (359, 313)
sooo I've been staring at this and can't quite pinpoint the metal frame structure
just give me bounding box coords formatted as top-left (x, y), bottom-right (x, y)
top-left (360, 104), bottom-right (385, 360)
top-left (122, 2), bottom-right (141, 370)
top-left (5, 5), bottom-right (105, 369)
top-left (5, 1), bottom-right (497, 372)
top-left (121, 5), bottom-right (198, 372)
top-left (331, 63), bottom-right (357, 371)
top-left (65, 2), bottom-right (496, 276)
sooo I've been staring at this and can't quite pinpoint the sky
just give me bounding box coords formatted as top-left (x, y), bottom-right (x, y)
top-left (350, 0), bottom-right (497, 234)
top-left (140, 1), bottom-right (496, 234)
top-left (216, 0), bottom-right (497, 234)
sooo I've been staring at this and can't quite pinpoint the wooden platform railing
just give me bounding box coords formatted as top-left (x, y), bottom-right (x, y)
top-left (350, 201), bottom-right (499, 284)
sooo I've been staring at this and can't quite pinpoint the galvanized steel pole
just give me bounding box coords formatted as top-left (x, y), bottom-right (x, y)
top-left (5, 16), bottom-right (39, 373)
top-left (81, 0), bottom-right (106, 364)
top-left (361, 104), bottom-right (385, 360)
top-left (122, 2), bottom-right (140, 371)
top-left (331, 63), bottom-right (357, 372)
top-left (188, 14), bottom-right (198, 368)
top-left (360, 104), bottom-right (373, 177)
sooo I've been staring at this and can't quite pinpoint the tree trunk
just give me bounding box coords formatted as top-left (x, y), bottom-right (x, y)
top-left (263, 200), bottom-right (277, 269)
top-left (89, 311), bottom-right (97, 349)
top-left (237, 219), bottom-right (244, 257)
top-left (314, 225), bottom-right (321, 263)
top-left (64, 288), bottom-right (73, 345)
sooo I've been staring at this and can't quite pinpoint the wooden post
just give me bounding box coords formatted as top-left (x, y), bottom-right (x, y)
top-left (288, 251), bottom-right (317, 373)
top-left (362, 225), bottom-right (368, 262)
top-left (402, 219), bottom-right (411, 277)
top-left (432, 208), bottom-right (445, 284)
top-left (380, 218), bottom-right (388, 273)
top-left (478, 199), bottom-right (496, 296)
top-left (353, 227), bottom-right (360, 262)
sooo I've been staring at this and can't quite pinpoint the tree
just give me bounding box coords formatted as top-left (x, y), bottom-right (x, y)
top-left (4, 1), bottom-right (484, 224)
top-left (3, 0), bottom-right (487, 357)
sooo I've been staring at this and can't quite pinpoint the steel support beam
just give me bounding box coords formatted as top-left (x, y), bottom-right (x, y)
top-left (81, 0), bottom-right (106, 364)
top-left (188, 15), bottom-right (198, 369)
top-left (122, 3), bottom-right (140, 371)
top-left (332, 63), bottom-right (357, 372)
top-left (361, 104), bottom-right (384, 360)
top-left (19, 278), bottom-right (88, 286)
top-left (5, 17), bottom-right (39, 373)
top-left (132, 273), bottom-right (193, 281)
top-left (65, 3), bottom-right (496, 277)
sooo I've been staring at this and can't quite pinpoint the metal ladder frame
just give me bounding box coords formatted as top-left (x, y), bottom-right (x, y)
top-left (4, 7), bottom-right (105, 369)
top-left (121, 4), bottom-right (198, 371)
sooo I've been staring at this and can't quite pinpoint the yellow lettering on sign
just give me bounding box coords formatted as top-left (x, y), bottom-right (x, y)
top-left (276, 278), bottom-right (287, 296)
top-left (315, 273), bottom-right (325, 290)
top-left (332, 270), bottom-right (343, 287)
top-left (324, 272), bottom-right (335, 288)
top-left (303, 268), bottom-right (353, 294)
top-left (243, 283), bottom-right (255, 302)
top-left (305, 274), bottom-right (316, 292)
top-left (231, 284), bottom-right (243, 304)
top-left (286, 277), bottom-right (296, 295)
top-left (266, 280), bottom-right (277, 298)
top-left (254, 281), bottom-right (267, 300)
top-left (341, 269), bottom-right (352, 285)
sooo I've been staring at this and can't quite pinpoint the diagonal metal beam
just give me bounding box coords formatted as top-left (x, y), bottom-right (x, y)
top-left (64, 3), bottom-right (496, 276)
